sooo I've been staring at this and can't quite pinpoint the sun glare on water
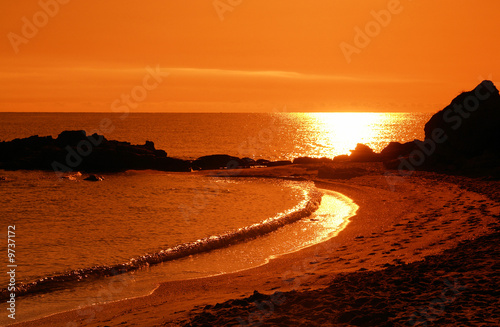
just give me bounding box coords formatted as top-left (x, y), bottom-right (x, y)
top-left (290, 112), bottom-right (411, 158)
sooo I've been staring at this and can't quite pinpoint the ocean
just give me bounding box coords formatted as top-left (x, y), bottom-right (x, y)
top-left (0, 112), bottom-right (430, 325)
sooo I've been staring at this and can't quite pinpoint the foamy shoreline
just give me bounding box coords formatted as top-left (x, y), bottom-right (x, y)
top-left (10, 162), bottom-right (500, 326)
top-left (3, 173), bottom-right (341, 326)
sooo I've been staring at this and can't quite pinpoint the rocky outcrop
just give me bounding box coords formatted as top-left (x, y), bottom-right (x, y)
top-left (424, 80), bottom-right (500, 159)
top-left (383, 80), bottom-right (500, 174)
top-left (4, 82), bottom-right (500, 177)
top-left (254, 159), bottom-right (293, 167)
top-left (379, 141), bottom-right (417, 161)
top-left (0, 131), bottom-right (298, 173)
top-left (265, 160), bottom-right (293, 167)
top-left (84, 175), bottom-right (104, 182)
top-left (348, 143), bottom-right (380, 162)
top-left (0, 131), bottom-right (191, 173)
top-left (191, 155), bottom-right (248, 170)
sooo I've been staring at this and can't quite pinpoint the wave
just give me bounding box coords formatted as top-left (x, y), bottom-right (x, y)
top-left (0, 187), bottom-right (323, 300)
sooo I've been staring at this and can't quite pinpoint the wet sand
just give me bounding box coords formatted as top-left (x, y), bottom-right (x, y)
top-left (12, 163), bottom-right (500, 326)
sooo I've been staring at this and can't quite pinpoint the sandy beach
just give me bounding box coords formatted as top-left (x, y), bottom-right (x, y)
top-left (10, 162), bottom-right (500, 327)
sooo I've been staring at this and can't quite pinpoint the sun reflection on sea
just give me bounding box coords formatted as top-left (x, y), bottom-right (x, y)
top-left (286, 112), bottom-right (426, 159)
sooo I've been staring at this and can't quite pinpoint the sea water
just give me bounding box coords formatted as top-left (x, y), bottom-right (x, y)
top-left (0, 112), bottom-right (428, 324)
top-left (0, 112), bottom-right (430, 160)
top-left (0, 170), bottom-right (356, 324)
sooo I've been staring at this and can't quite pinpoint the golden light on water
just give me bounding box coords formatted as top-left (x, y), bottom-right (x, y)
top-left (287, 112), bottom-right (428, 159)
top-left (308, 113), bottom-right (386, 156)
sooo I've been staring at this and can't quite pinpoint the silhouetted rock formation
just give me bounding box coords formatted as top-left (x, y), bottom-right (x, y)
top-left (56, 130), bottom-right (88, 147)
top-left (0, 131), bottom-right (191, 173)
top-left (0, 131), bottom-right (297, 173)
top-left (265, 160), bottom-right (293, 167)
top-left (424, 81), bottom-right (500, 157)
top-left (84, 175), bottom-right (104, 182)
top-left (379, 141), bottom-right (417, 161)
top-left (4, 81), bottom-right (500, 177)
top-left (254, 159), bottom-right (293, 167)
top-left (348, 143), bottom-right (380, 162)
top-left (190, 155), bottom-right (293, 170)
top-left (382, 80), bottom-right (500, 175)
top-left (192, 155), bottom-right (248, 170)
top-left (424, 80), bottom-right (500, 161)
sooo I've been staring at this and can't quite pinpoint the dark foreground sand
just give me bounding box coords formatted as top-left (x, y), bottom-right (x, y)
top-left (13, 163), bottom-right (500, 326)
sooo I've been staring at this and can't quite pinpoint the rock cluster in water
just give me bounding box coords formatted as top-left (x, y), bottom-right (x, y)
top-left (1, 81), bottom-right (499, 176)
top-left (0, 130), bottom-right (190, 173)
top-left (0, 131), bottom-right (292, 173)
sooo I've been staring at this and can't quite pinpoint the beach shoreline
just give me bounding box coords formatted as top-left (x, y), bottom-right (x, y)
top-left (10, 163), bottom-right (500, 326)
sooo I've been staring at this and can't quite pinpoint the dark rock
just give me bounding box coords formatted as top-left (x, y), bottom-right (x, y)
top-left (424, 80), bottom-right (500, 159)
top-left (247, 290), bottom-right (267, 302)
top-left (383, 158), bottom-right (407, 170)
top-left (251, 159), bottom-right (293, 167)
top-left (84, 175), bottom-right (104, 182)
top-left (153, 149), bottom-right (167, 157)
top-left (264, 160), bottom-right (293, 167)
top-left (380, 141), bottom-right (417, 161)
top-left (293, 157), bottom-right (334, 164)
top-left (144, 141), bottom-right (155, 151)
top-left (192, 155), bottom-right (247, 170)
top-left (56, 130), bottom-right (88, 147)
top-left (0, 130), bottom-right (190, 173)
top-left (381, 80), bottom-right (500, 175)
top-left (332, 154), bottom-right (350, 162)
top-left (255, 159), bottom-right (270, 166)
top-left (349, 144), bottom-right (380, 162)
top-left (242, 157), bottom-right (256, 166)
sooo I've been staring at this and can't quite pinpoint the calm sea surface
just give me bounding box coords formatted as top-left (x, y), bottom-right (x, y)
top-left (0, 112), bottom-right (431, 159)
top-left (0, 112), bottom-right (429, 324)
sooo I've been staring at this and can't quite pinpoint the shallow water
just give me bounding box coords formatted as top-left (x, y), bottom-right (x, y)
top-left (0, 169), bottom-right (358, 325)
top-left (0, 112), bottom-right (423, 324)
top-left (4, 188), bottom-right (356, 325)
top-left (0, 170), bottom-right (311, 286)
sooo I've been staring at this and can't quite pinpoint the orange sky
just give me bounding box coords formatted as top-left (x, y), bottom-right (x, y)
top-left (1, 0), bottom-right (499, 112)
